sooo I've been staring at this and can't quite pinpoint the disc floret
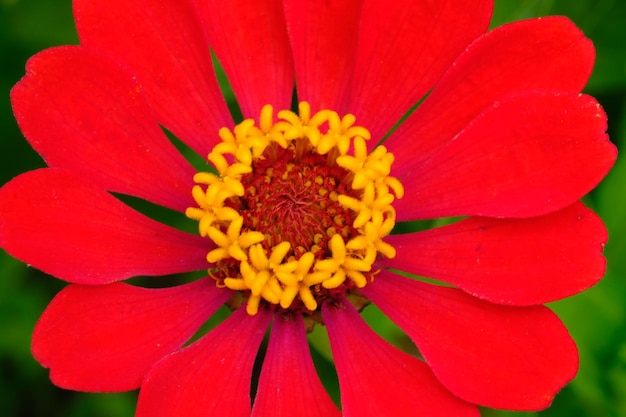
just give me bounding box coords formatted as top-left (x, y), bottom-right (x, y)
top-left (186, 102), bottom-right (403, 315)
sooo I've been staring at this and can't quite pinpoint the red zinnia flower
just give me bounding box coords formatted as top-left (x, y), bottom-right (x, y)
top-left (0, 0), bottom-right (616, 416)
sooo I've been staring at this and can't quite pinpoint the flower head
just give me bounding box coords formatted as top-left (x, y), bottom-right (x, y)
top-left (0, 0), bottom-right (616, 416)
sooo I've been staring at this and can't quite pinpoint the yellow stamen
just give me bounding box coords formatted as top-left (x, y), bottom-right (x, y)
top-left (186, 102), bottom-right (403, 315)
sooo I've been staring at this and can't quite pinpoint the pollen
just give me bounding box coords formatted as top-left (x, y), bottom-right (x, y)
top-left (187, 102), bottom-right (403, 315)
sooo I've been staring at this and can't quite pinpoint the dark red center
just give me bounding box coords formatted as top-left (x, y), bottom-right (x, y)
top-left (233, 143), bottom-right (359, 260)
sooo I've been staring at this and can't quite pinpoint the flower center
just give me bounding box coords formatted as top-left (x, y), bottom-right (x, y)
top-left (186, 102), bottom-right (403, 316)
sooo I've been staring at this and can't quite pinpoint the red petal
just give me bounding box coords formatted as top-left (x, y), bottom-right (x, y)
top-left (380, 203), bottom-right (607, 305)
top-left (388, 16), bottom-right (596, 173)
top-left (396, 91), bottom-right (615, 220)
top-left (74, 0), bottom-right (232, 156)
top-left (195, 0), bottom-right (294, 117)
top-left (11, 46), bottom-right (194, 212)
top-left (362, 272), bottom-right (579, 410)
top-left (348, 0), bottom-right (492, 141)
top-left (136, 307), bottom-right (271, 417)
top-left (323, 299), bottom-right (479, 417)
top-left (0, 169), bottom-right (209, 284)
top-left (32, 278), bottom-right (229, 392)
top-left (251, 313), bottom-right (340, 417)
top-left (283, 0), bottom-right (362, 113)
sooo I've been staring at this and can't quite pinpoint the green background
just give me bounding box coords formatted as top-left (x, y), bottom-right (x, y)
top-left (1, 1), bottom-right (625, 416)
